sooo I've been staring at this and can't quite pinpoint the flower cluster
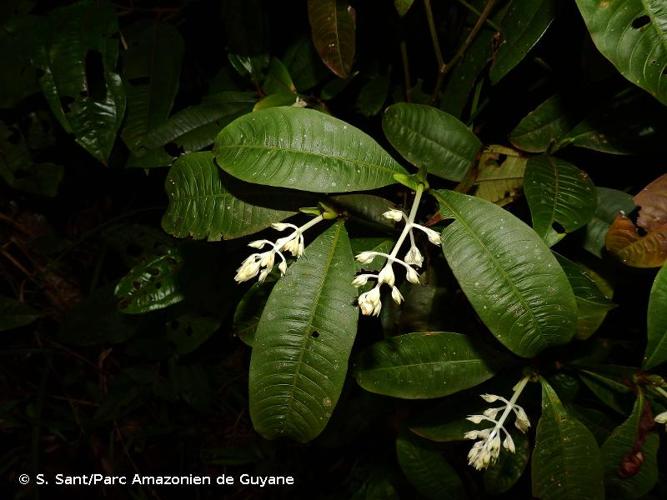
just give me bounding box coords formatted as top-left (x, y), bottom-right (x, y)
top-left (655, 411), bottom-right (667, 431)
top-left (354, 188), bottom-right (441, 316)
top-left (464, 378), bottom-right (531, 470)
top-left (234, 215), bottom-right (324, 284)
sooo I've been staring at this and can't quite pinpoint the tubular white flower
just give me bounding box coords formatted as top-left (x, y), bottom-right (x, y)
top-left (377, 265), bottom-right (395, 287)
top-left (391, 286), bottom-right (404, 305)
top-left (352, 274), bottom-right (375, 287)
top-left (382, 208), bottom-right (405, 222)
top-left (358, 286), bottom-right (382, 316)
top-left (464, 376), bottom-right (531, 471)
top-left (234, 255), bottom-right (262, 283)
top-left (412, 223), bottom-right (442, 245)
top-left (655, 411), bottom-right (667, 425)
top-left (278, 260), bottom-right (288, 275)
top-left (248, 240), bottom-right (269, 249)
top-left (404, 246), bottom-right (424, 267)
top-left (355, 251), bottom-right (377, 264)
top-left (405, 266), bottom-right (420, 284)
top-left (272, 222), bottom-right (298, 231)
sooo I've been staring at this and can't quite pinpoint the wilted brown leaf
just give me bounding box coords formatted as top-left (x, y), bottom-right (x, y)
top-left (606, 173), bottom-right (667, 268)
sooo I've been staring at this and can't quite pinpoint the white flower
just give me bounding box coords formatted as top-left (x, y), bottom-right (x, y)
top-left (358, 286), bottom-right (382, 316)
top-left (355, 251), bottom-right (377, 264)
top-left (405, 266), bottom-right (420, 284)
top-left (467, 415), bottom-right (484, 425)
top-left (404, 246), bottom-right (424, 267)
top-left (352, 274), bottom-right (371, 287)
top-left (260, 251), bottom-right (275, 269)
top-left (424, 227), bottom-right (441, 245)
top-left (483, 407), bottom-right (501, 419)
top-left (248, 240), bottom-right (269, 249)
top-left (281, 236), bottom-right (302, 256)
top-left (391, 286), bottom-right (404, 305)
top-left (655, 411), bottom-right (667, 428)
top-left (503, 435), bottom-right (515, 453)
top-left (377, 265), bottom-right (395, 286)
top-left (258, 267), bottom-right (271, 282)
top-left (513, 406), bottom-right (531, 433)
top-left (382, 208), bottom-right (404, 222)
top-left (272, 222), bottom-right (296, 231)
top-left (278, 260), bottom-right (288, 275)
top-left (234, 255), bottom-right (262, 283)
top-left (481, 394), bottom-right (500, 403)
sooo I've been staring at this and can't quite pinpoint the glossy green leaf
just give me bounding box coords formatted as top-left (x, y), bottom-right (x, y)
top-left (510, 95), bottom-right (581, 153)
top-left (524, 156), bottom-right (596, 244)
top-left (142, 91), bottom-right (256, 154)
top-left (249, 222), bottom-right (358, 442)
top-left (253, 92), bottom-right (297, 111)
top-left (382, 103), bottom-right (482, 182)
top-left (396, 434), bottom-right (466, 500)
top-left (644, 264), bottom-right (667, 369)
top-left (574, 0), bottom-right (667, 105)
top-left (307, 0), bottom-right (356, 78)
top-left (394, 0), bottom-right (416, 17)
top-left (435, 190), bottom-right (577, 357)
top-left (584, 187), bottom-right (636, 258)
top-left (162, 152), bottom-right (298, 241)
top-left (532, 380), bottom-right (604, 500)
top-left (578, 368), bottom-right (632, 415)
top-left (115, 248), bottom-right (184, 314)
top-left (35, 1), bottom-right (125, 163)
top-left (484, 432), bottom-right (530, 494)
top-left (555, 254), bottom-right (615, 340)
top-left (472, 146), bottom-right (526, 206)
top-left (263, 57), bottom-right (296, 95)
top-left (353, 332), bottom-right (505, 399)
top-left (601, 393), bottom-right (659, 498)
top-left (214, 107), bottom-right (406, 193)
top-left (0, 295), bottom-right (39, 331)
top-left (120, 21), bottom-right (184, 154)
top-left (490, 0), bottom-right (556, 84)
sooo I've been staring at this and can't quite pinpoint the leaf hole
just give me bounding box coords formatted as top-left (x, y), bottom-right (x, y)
top-left (84, 50), bottom-right (107, 102)
top-left (631, 16), bottom-right (650, 29)
top-left (310, 331), bottom-right (320, 338)
top-left (552, 222), bottom-right (566, 234)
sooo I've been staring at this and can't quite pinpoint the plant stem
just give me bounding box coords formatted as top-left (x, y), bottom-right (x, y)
top-left (453, 0), bottom-right (501, 31)
top-left (431, 0), bottom-right (497, 104)
top-left (490, 376), bottom-right (530, 439)
top-left (423, 0), bottom-right (445, 72)
top-left (390, 184), bottom-right (424, 259)
top-left (400, 39), bottom-right (412, 101)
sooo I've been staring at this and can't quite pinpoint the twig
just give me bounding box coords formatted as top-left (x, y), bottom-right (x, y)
top-left (453, 0), bottom-right (501, 31)
top-left (400, 39), bottom-right (412, 101)
top-left (423, 0), bottom-right (445, 72)
top-left (431, 0), bottom-right (498, 104)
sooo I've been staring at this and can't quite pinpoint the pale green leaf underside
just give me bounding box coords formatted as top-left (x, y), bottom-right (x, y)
top-left (644, 264), bottom-right (667, 369)
top-left (214, 107), bottom-right (406, 193)
top-left (532, 381), bottom-right (604, 500)
top-left (249, 222), bottom-right (358, 443)
top-left (353, 332), bottom-right (503, 399)
top-left (575, 0), bottom-right (667, 105)
top-left (382, 103), bottom-right (482, 182)
top-left (162, 152), bottom-right (297, 241)
top-left (435, 190), bottom-right (577, 358)
top-left (524, 156), bottom-right (597, 241)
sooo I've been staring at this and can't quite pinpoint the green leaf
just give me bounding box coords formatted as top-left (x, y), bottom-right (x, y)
top-left (396, 433), bottom-right (466, 500)
top-left (249, 222), bottom-right (358, 442)
top-left (232, 280), bottom-right (275, 347)
top-left (555, 254), bottom-right (615, 340)
top-left (578, 368), bottom-right (632, 415)
top-left (574, 0), bottom-right (667, 105)
top-left (253, 92), bottom-right (297, 111)
top-left (644, 264), bottom-right (667, 369)
top-left (162, 152), bottom-right (298, 241)
top-left (221, 0), bottom-right (269, 84)
top-left (142, 91), bottom-right (256, 154)
top-left (435, 190), bottom-right (577, 358)
top-left (532, 380), bottom-right (604, 500)
top-left (214, 107), bottom-right (406, 193)
top-left (472, 146), bottom-right (526, 206)
top-left (0, 295), bottom-right (39, 331)
top-left (307, 0), bottom-right (356, 78)
top-left (524, 156), bottom-right (596, 243)
top-left (282, 37), bottom-right (328, 92)
top-left (35, 1), bottom-right (125, 163)
top-left (584, 187), bottom-right (636, 258)
top-left (120, 21), bottom-right (183, 154)
top-left (600, 393), bottom-right (659, 498)
top-left (0, 122), bottom-right (63, 197)
top-left (166, 313), bottom-right (220, 355)
top-left (394, 0), bottom-right (416, 17)
top-left (353, 332), bottom-right (505, 399)
top-left (510, 95), bottom-right (582, 153)
top-left (484, 432), bottom-right (530, 494)
top-left (263, 57), bottom-right (296, 95)
top-left (382, 103), bottom-right (482, 182)
top-left (356, 74), bottom-right (390, 117)
top-left (115, 248), bottom-right (184, 314)
top-left (490, 0), bottom-right (556, 84)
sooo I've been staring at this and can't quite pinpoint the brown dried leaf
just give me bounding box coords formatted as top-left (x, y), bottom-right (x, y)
top-left (606, 174), bottom-right (667, 268)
